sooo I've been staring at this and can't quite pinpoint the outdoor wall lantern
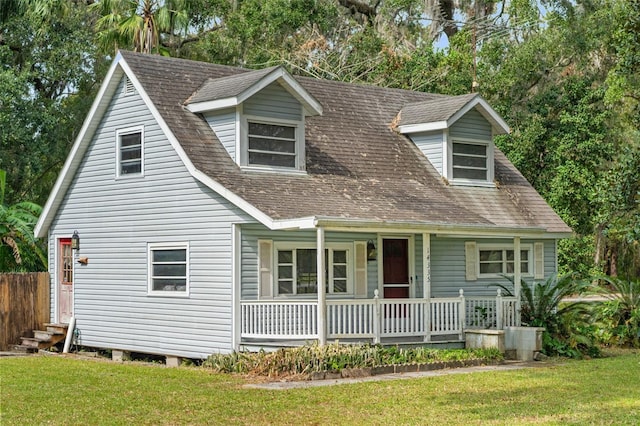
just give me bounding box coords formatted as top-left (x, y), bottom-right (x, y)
top-left (367, 240), bottom-right (377, 261)
top-left (71, 230), bottom-right (80, 251)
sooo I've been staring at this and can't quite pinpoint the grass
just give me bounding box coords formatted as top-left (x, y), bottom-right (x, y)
top-left (1, 350), bottom-right (639, 425)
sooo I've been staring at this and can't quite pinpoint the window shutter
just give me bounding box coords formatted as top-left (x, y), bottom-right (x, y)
top-left (354, 241), bottom-right (367, 298)
top-left (465, 241), bottom-right (477, 281)
top-left (258, 240), bottom-right (273, 298)
top-left (534, 242), bottom-right (545, 279)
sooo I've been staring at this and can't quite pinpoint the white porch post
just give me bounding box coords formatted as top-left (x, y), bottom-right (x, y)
top-left (514, 236), bottom-right (522, 326)
top-left (423, 233), bottom-right (431, 342)
top-left (317, 227), bottom-right (326, 345)
top-left (232, 224), bottom-right (241, 351)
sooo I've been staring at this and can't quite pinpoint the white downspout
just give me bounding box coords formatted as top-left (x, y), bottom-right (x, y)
top-left (63, 316), bottom-right (76, 353)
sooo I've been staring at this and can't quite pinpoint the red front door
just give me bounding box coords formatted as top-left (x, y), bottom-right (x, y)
top-left (58, 238), bottom-right (73, 323)
top-left (382, 238), bottom-right (410, 298)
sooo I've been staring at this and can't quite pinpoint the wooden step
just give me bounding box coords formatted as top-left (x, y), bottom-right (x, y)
top-left (44, 323), bottom-right (68, 334)
top-left (20, 331), bottom-right (67, 349)
top-left (33, 330), bottom-right (57, 341)
top-left (20, 337), bottom-right (43, 348)
top-left (11, 344), bottom-right (38, 354)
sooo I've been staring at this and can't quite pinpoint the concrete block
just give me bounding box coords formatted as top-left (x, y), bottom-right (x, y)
top-left (505, 326), bottom-right (545, 361)
top-left (465, 329), bottom-right (505, 352)
top-left (341, 367), bottom-right (371, 378)
top-left (112, 350), bottom-right (130, 362)
top-left (166, 356), bottom-right (182, 367)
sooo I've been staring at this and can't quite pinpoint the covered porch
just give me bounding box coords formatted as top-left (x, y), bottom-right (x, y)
top-left (233, 225), bottom-right (532, 349)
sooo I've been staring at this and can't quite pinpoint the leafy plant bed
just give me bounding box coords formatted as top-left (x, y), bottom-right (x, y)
top-left (203, 343), bottom-right (503, 380)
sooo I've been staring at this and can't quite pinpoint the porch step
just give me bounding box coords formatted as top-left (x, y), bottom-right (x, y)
top-left (11, 344), bottom-right (39, 354)
top-left (44, 323), bottom-right (69, 335)
top-left (13, 324), bottom-right (69, 352)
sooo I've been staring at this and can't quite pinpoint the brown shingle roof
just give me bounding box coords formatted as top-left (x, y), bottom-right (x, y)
top-left (398, 94), bottom-right (478, 126)
top-left (120, 51), bottom-right (571, 234)
top-left (186, 66), bottom-right (278, 104)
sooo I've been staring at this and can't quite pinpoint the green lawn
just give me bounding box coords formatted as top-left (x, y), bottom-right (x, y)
top-left (1, 351), bottom-right (639, 425)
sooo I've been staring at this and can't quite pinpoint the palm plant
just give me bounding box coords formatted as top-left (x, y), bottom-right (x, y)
top-left (492, 274), bottom-right (596, 357)
top-left (0, 170), bottom-right (46, 271)
top-left (591, 276), bottom-right (640, 348)
top-left (92, 0), bottom-right (190, 55)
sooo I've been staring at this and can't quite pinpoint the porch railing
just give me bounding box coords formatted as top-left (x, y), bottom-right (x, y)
top-left (240, 289), bottom-right (518, 343)
top-left (240, 300), bottom-right (318, 339)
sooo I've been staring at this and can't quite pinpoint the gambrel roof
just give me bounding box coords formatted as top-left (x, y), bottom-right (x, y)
top-left (36, 51), bottom-right (571, 238)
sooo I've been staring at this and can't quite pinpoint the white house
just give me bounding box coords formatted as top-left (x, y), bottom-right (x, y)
top-left (35, 51), bottom-right (572, 359)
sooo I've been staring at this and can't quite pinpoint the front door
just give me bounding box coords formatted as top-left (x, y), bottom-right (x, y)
top-left (382, 238), bottom-right (410, 298)
top-left (58, 238), bottom-right (73, 323)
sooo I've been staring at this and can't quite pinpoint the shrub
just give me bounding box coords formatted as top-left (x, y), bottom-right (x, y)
top-left (592, 276), bottom-right (640, 348)
top-left (203, 343), bottom-right (503, 377)
top-left (493, 274), bottom-right (598, 358)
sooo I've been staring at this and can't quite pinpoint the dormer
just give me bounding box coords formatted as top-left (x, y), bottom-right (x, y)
top-left (396, 94), bottom-right (510, 187)
top-left (185, 67), bottom-right (322, 174)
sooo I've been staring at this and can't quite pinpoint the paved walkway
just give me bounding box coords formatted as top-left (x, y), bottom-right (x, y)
top-left (245, 360), bottom-right (546, 390)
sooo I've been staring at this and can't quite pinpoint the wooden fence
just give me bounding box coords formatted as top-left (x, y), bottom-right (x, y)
top-left (0, 272), bottom-right (50, 351)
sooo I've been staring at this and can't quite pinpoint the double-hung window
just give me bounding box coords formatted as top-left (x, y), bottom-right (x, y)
top-left (117, 126), bottom-right (144, 177)
top-left (275, 243), bottom-right (351, 296)
top-left (478, 246), bottom-right (531, 277)
top-left (247, 121), bottom-right (297, 168)
top-left (452, 141), bottom-right (489, 181)
top-left (148, 243), bottom-right (189, 295)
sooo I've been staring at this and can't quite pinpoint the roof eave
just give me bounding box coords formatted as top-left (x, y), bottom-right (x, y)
top-left (312, 217), bottom-right (570, 238)
top-left (397, 121), bottom-right (448, 134)
top-left (447, 97), bottom-right (510, 135)
top-left (185, 97), bottom-right (239, 113)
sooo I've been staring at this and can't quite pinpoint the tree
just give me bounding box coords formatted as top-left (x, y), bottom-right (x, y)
top-left (0, 3), bottom-right (108, 206)
top-left (477, 0), bottom-right (636, 278)
top-left (0, 170), bottom-right (46, 271)
top-left (91, 0), bottom-right (231, 56)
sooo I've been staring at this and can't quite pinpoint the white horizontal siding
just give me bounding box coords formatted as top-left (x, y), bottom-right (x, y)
top-left (410, 131), bottom-right (444, 174)
top-left (49, 76), bottom-right (255, 358)
top-left (450, 109), bottom-right (492, 140)
top-left (204, 108), bottom-right (236, 161)
top-left (243, 82), bottom-right (302, 121)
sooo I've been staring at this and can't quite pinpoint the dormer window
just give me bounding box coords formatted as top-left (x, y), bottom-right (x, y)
top-left (248, 122), bottom-right (297, 168)
top-left (397, 94), bottom-right (508, 187)
top-left (452, 141), bottom-right (489, 181)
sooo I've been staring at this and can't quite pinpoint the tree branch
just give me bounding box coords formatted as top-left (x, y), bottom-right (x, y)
top-left (161, 26), bottom-right (222, 49)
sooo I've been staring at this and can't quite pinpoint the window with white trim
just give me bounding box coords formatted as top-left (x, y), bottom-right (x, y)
top-left (478, 245), bottom-right (531, 277)
top-left (117, 127), bottom-right (143, 177)
top-left (275, 243), bottom-right (351, 296)
top-left (148, 243), bottom-right (189, 294)
top-left (452, 141), bottom-right (489, 181)
top-left (248, 121), bottom-right (297, 168)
